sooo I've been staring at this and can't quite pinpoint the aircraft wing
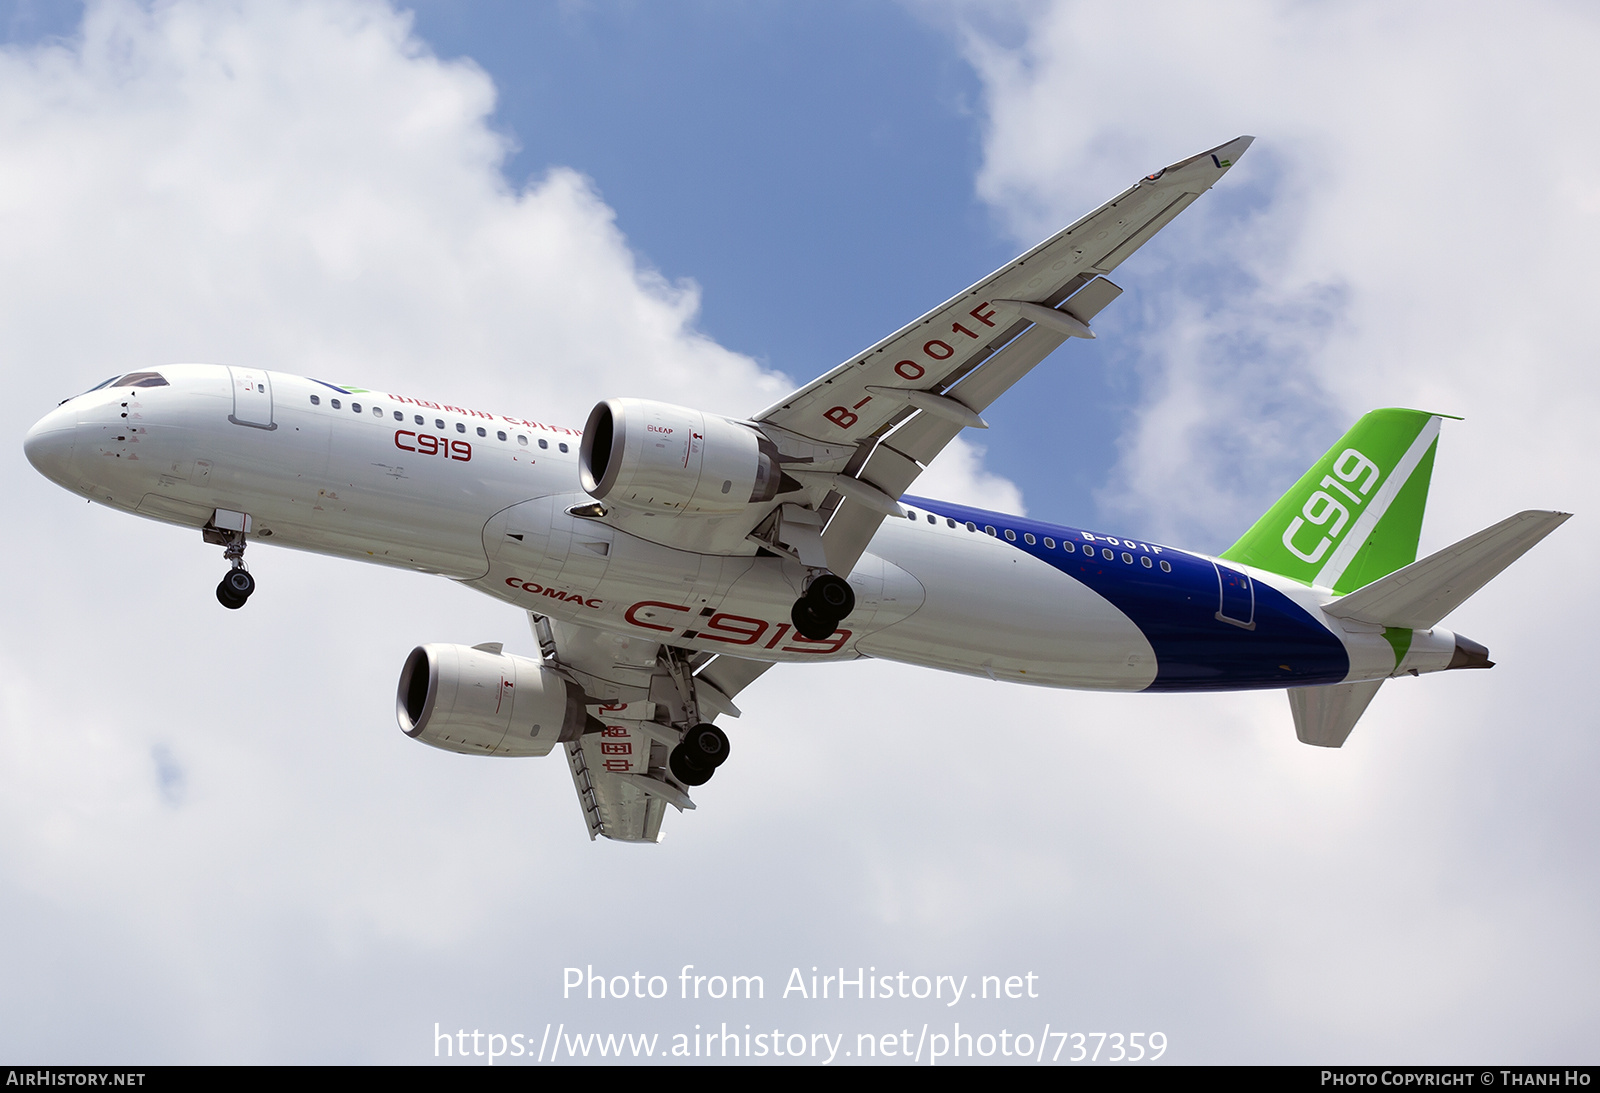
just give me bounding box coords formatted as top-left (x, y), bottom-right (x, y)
top-left (755, 136), bottom-right (1253, 576)
top-left (530, 612), bottom-right (774, 842)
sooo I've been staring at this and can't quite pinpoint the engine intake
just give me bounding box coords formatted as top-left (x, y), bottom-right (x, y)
top-left (397, 643), bottom-right (590, 757)
top-left (579, 398), bottom-right (782, 516)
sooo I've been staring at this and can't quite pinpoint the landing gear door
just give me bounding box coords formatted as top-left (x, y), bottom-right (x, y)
top-left (227, 367), bottom-right (276, 430)
top-left (1213, 561), bottom-right (1256, 630)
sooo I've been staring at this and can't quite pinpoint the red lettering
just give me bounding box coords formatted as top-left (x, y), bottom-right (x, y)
top-left (503, 576), bottom-right (521, 588)
top-left (701, 613), bottom-right (767, 646)
top-left (923, 339), bottom-right (954, 360)
top-left (970, 302), bottom-right (998, 327)
top-left (417, 433), bottom-right (440, 455)
top-left (783, 629), bottom-right (853, 655)
top-left (894, 360), bottom-right (925, 381)
top-left (602, 758), bottom-right (632, 772)
top-left (625, 600), bottom-right (690, 633)
top-left (824, 406), bottom-right (859, 429)
top-left (852, 396), bottom-right (872, 410)
top-left (395, 430), bottom-right (417, 452)
top-left (600, 742), bottom-right (632, 755)
top-left (951, 322), bottom-right (978, 339)
top-left (450, 440), bottom-right (472, 461)
top-left (763, 623), bottom-right (792, 649)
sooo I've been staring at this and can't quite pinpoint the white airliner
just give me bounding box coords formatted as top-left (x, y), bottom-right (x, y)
top-left (24, 137), bottom-right (1567, 842)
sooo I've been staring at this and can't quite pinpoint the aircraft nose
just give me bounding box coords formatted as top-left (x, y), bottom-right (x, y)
top-left (24, 409), bottom-right (78, 487)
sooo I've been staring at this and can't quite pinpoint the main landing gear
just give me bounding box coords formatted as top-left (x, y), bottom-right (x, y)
top-left (209, 526), bottom-right (256, 610)
top-left (669, 722), bottom-right (730, 787)
top-left (790, 573), bottom-right (855, 641)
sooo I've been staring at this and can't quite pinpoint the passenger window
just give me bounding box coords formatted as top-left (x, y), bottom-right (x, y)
top-left (309, 395), bottom-right (320, 406)
top-left (1122, 552), bottom-right (1133, 564)
top-left (394, 411), bottom-right (403, 421)
top-left (927, 514), bottom-right (936, 524)
top-left (559, 443), bottom-right (569, 453)
top-left (906, 510), bottom-right (916, 520)
top-left (373, 406), bottom-right (382, 417)
top-left (497, 431), bottom-right (507, 441)
top-left (965, 521), bottom-right (976, 532)
top-left (985, 526), bottom-right (996, 536)
top-left (946, 519), bottom-right (957, 529)
top-left (1043, 537), bottom-right (1055, 548)
top-left (476, 427), bottom-right (487, 437)
top-left (517, 435), bottom-right (528, 446)
top-left (1024, 533), bottom-right (1036, 545)
top-left (456, 422), bottom-right (466, 433)
top-left (434, 419), bottom-right (445, 430)
top-left (1141, 555), bottom-right (1153, 568)
top-left (538, 438), bottom-right (549, 450)
top-left (1064, 542), bottom-right (1076, 553)
top-left (352, 403), bottom-right (361, 413)
top-left (331, 399), bottom-right (341, 410)
top-left (1102, 548), bottom-right (1114, 560)
top-left (1004, 529), bottom-right (1016, 541)
top-left (1160, 560), bottom-right (1172, 573)
top-left (414, 415), bottom-right (424, 425)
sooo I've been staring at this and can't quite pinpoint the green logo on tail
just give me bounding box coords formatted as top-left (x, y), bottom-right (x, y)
top-left (1220, 408), bottom-right (1452, 593)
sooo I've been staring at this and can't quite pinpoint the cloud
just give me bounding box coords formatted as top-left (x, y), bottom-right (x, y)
top-left (947, 0), bottom-right (1600, 1058)
top-left (0, 0), bottom-right (1029, 1060)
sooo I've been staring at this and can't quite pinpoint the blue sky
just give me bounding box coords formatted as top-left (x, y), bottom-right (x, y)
top-left (0, 0), bottom-right (1279, 539)
top-left (398, 0), bottom-right (1158, 527)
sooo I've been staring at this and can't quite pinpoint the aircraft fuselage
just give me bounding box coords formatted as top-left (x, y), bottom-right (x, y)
top-left (23, 364), bottom-right (1461, 693)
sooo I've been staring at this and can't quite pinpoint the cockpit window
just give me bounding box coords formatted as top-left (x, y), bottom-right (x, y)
top-left (115, 371), bottom-right (169, 388)
top-left (62, 372), bottom-right (166, 405)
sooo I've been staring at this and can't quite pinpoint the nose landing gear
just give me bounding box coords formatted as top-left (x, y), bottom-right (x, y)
top-left (204, 518), bottom-right (257, 610)
top-left (216, 566), bottom-right (255, 610)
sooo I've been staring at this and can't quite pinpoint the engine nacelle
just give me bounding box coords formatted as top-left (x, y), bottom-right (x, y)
top-left (579, 397), bottom-right (781, 517)
top-left (396, 643), bottom-right (589, 757)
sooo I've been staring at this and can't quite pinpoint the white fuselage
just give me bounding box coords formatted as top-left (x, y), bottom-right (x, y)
top-left (23, 365), bottom-right (1460, 691)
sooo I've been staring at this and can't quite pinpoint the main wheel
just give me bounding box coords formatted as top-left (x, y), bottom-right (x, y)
top-left (682, 723), bottom-right (730, 768)
top-left (790, 598), bottom-right (836, 641)
top-left (806, 574), bottom-right (855, 618)
top-left (669, 744), bottom-right (714, 787)
top-left (223, 569), bottom-right (255, 601)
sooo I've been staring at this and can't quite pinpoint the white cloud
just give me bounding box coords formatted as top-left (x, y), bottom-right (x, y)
top-left (0, 0), bottom-right (1032, 1060)
top-left (947, 0), bottom-right (1600, 1058)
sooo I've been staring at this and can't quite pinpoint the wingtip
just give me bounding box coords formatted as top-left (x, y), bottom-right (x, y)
top-left (1164, 135), bottom-right (1255, 176)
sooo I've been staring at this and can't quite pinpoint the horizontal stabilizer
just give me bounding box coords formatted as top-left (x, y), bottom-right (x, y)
top-left (1326, 510), bottom-right (1570, 629)
top-left (1289, 679), bottom-right (1383, 748)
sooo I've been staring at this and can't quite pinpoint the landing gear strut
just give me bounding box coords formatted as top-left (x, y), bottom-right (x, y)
top-left (669, 722), bottom-right (730, 787)
top-left (211, 527), bottom-right (256, 610)
top-left (790, 573), bottom-right (855, 641)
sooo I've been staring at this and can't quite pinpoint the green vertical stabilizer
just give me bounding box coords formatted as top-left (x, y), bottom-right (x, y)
top-left (1220, 409), bottom-right (1451, 592)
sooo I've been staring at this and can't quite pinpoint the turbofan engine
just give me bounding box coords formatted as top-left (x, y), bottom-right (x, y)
top-left (579, 398), bottom-right (783, 516)
top-left (396, 643), bottom-right (594, 757)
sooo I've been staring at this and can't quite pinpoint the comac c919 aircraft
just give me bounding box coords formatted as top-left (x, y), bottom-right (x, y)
top-left (24, 137), bottom-right (1568, 843)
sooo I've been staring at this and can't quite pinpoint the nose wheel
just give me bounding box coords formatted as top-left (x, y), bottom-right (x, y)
top-left (790, 573), bottom-right (855, 641)
top-left (216, 568), bottom-right (255, 610)
top-left (207, 524), bottom-right (257, 610)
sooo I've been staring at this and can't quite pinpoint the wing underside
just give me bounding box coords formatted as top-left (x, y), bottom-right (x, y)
top-left (532, 612), bottom-right (774, 842)
top-left (754, 136), bottom-right (1254, 576)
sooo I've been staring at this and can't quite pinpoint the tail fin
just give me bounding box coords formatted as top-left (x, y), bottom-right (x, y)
top-left (1221, 408), bottom-right (1451, 592)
